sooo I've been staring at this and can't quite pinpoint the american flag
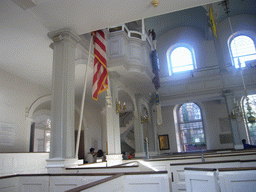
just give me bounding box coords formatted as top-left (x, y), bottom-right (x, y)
top-left (92, 30), bottom-right (108, 101)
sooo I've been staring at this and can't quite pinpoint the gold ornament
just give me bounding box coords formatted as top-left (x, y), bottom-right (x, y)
top-left (152, 0), bottom-right (159, 7)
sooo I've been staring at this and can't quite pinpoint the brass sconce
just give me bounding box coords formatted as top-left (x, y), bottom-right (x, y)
top-left (152, 0), bottom-right (159, 7)
top-left (141, 107), bottom-right (149, 123)
top-left (116, 100), bottom-right (126, 114)
top-left (141, 115), bottom-right (149, 123)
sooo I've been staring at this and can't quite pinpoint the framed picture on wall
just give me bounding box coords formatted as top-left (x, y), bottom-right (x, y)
top-left (158, 134), bottom-right (170, 150)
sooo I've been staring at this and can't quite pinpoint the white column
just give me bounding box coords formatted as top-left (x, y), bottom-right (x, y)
top-left (105, 74), bottom-right (122, 166)
top-left (141, 18), bottom-right (146, 41)
top-left (46, 28), bottom-right (82, 171)
top-left (224, 92), bottom-right (243, 149)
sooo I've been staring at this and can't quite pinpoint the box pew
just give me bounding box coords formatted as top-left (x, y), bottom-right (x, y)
top-left (184, 168), bottom-right (219, 192)
top-left (0, 173), bottom-right (118, 192)
top-left (0, 171), bottom-right (169, 192)
top-left (145, 150), bottom-right (256, 172)
top-left (184, 167), bottom-right (256, 192)
top-left (169, 160), bottom-right (241, 192)
top-left (218, 167), bottom-right (256, 192)
top-left (66, 171), bottom-right (169, 192)
top-left (0, 153), bottom-right (49, 176)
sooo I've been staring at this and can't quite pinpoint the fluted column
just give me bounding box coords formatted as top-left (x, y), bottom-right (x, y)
top-left (46, 28), bottom-right (82, 170)
top-left (105, 73), bottom-right (122, 166)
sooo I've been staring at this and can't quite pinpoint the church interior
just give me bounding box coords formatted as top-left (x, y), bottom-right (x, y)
top-left (0, 0), bottom-right (256, 191)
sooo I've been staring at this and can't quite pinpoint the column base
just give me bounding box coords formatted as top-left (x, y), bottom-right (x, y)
top-left (149, 151), bottom-right (158, 157)
top-left (135, 152), bottom-right (146, 158)
top-left (46, 158), bottom-right (83, 173)
top-left (106, 154), bottom-right (122, 167)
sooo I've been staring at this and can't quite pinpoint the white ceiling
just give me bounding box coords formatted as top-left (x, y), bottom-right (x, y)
top-left (1, 0), bottom-right (223, 108)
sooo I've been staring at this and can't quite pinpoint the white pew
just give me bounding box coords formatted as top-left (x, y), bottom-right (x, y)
top-left (0, 171), bottom-right (169, 192)
top-left (0, 153), bottom-right (49, 176)
top-left (169, 160), bottom-right (241, 192)
top-left (218, 167), bottom-right (256, 192)
top-left (184, 167), bottom-right (256, 192)
top-left (184, 168), bottom-right (219, 192)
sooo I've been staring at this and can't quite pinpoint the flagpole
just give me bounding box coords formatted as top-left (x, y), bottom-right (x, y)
top-left (75, 35), bottom-right (93, 159)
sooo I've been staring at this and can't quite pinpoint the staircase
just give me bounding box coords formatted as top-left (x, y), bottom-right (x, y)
top-left (120, 112), bottom-right (135, 150)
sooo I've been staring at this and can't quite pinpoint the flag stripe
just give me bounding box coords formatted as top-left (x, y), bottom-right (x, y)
top-left (92, 30), bottom-right (108, 101)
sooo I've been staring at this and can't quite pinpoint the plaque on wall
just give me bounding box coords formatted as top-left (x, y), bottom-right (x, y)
top-left (219, 117), bottom-right (231, 133)
top-left (0, 122), bottom-right (15, 146)
top-left (219, 134), bottom-right (233, 144)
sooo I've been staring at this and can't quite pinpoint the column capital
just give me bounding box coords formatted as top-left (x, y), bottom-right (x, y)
top-left (47, 28), bottom-right (81, 45)
top-left (222, 89), bottom-right (234, 97)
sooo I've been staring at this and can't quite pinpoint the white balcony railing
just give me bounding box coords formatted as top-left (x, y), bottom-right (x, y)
top-left (108, 24), bottom-right (154, 50)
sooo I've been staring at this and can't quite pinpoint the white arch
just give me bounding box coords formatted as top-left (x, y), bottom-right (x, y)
top-left (27, 95), bottom-right (52, 119)
top-left (26, 94), bottom-right (87, 152)
top-left (117, 85), bottom-right (137, 113)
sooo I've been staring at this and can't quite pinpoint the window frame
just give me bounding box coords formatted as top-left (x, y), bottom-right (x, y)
top-left (228, 31), bottom-right (256, 68)
top-left (167, 44), bottom-right (196, 76)
top-left (242, 94), bottom-right (256, 145)
top-left (176, 102), bottom-right (206, 152)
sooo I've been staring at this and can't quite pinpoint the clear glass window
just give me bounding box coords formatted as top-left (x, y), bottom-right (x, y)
top-left (178, 103), bottom-right (206, 152)
top-left (32, 116), bottom-right (51, 152)
top-left (230, 35), bottom-right (256, 68)
top-left (169, 47), bottom-right (194, 75)
top-left (243, 94), bottom-right (256, 145)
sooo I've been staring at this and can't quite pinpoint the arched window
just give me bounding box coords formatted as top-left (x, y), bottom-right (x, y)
top-left (177, 103), bottom-right (206, 152)
top-left (243, 94), bottom-right (256, 145)
top-left (230, 35), bottom-right (256, 68)
top-left (168, 46), bottom-right (195, 75)
top-left (30, 114), bottom-right (51, 152)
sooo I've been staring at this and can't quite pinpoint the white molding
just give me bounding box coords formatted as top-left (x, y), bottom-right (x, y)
top-left (106, 154), bottom-right (122, 166)
top-left (135, 152), bottom-right (146, 158)
top-left (46, 158), bottom-right (83, 172)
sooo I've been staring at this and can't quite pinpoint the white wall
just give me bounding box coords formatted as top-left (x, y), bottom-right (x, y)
top-left (158, 100), bottom-right (234, 153)
top-left (78, 101), bottom-right (104, 154)
top-left (158, 105), bottom-right (177, 153)
top-left (157, 26), bottom-right (218, 77)
top-left (0, 68), bottom-right (50, 152)
top-left (202, 100), bottom-right (233, 150)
